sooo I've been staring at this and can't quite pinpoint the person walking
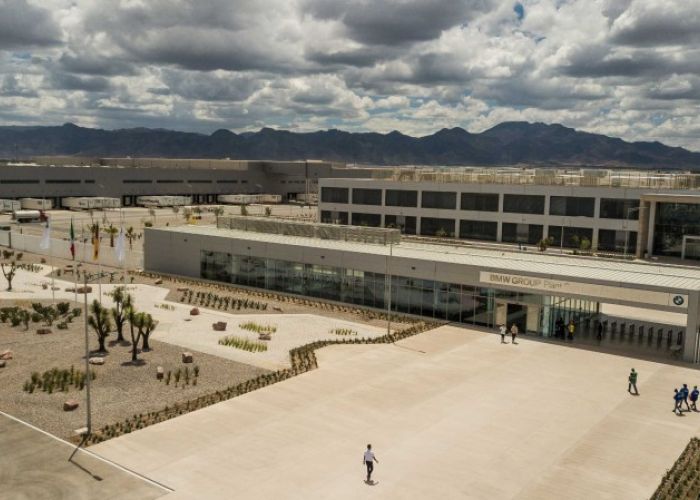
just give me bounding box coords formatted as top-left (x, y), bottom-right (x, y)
top-left (510, 323), bottom-right (519, 344)
top-left (596, 321), bottom-right (603, 341)
top-left (363, 444), bottom-right (378, 483)
top-left (673, 389), bottom-right (683, 415)
top-left (628, 368), bottom-right (638, 395)
top-left (567, 320), bottom-right (576, 340)
top-left (681, 384), bottom-right (691, 411)
top-left (690, 386), bottom-right (699, 411)
top-left (499, 324), bottom-right (507, 344)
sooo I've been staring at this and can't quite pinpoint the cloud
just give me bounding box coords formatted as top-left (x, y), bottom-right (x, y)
top-left (0, 0), bottom-right (62, 50)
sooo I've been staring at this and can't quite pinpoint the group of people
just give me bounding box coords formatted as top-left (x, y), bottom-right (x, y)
top-left (627, 369), bottom-right (700, 416)
top-left (554, 317), bottom-right (576, 340)
top-left (498, 323), bottom-right (519, 344)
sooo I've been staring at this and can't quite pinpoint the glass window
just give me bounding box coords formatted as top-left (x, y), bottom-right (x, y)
top-left (385, 215), bottom-right (416, 235)
top-left (459, 220), bottom-right (498, 241)
top-left (320, 210), bottom-right (348, 224)
top-left (351, 188), bottom-right (382, 205)
top-left (653, 202), bottom-right (700, 257)
top-left (351, 212), bottom-right (381, 227)
top-left (420, 217), bottom-right (455, 237)
top-left (549, 196), bottom-right (595, 217)
top-left (502, 223), bottom-right (543, 244)
top-left (600, 198), bottom-right (639, 219)
top-left (385, 189), bottom-right (417, 207)
top-left (421, 191), bottom-right (457, 210)
top-left (320, 187), bottom-right (349, 204)
top-left (503, 194), bottom-right (545, 214)
top-left (598, 229), bottom-right (637, 253)
top-left (548, 226), bottom-right (594, 249)
top-left (200, 251), bottom-right (231, 282)
top-left (460, 193), bottom-right (498, 212)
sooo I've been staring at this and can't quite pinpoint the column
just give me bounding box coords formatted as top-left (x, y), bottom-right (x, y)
top-left (684, 291), bottom-right (700, 363)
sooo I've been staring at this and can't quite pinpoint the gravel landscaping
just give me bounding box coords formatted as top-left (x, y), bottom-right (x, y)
top-left (0, 298), bottom-right (269, 440)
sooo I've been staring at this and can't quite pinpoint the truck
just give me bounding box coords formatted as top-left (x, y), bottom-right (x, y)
top-left (12, 210), bottom-right (47, 223)
top-left (217, 194), bottom-right (282, 205)
top-left (136, 195), bottom-right (192, 207)
top-left (19, 198), bottom-right (52, 210)
top-left (62, 197), bottom-right (100, 210)
top-left (0, 199), bottom-right (21, 213)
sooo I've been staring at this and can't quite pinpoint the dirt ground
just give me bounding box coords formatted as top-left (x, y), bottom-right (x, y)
top-left (0, 297), bottom-right (269, 440)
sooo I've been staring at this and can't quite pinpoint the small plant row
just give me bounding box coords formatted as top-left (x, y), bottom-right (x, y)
top-left (218, 335), bottom-right (268, 352)
top-left (239, 321), bottom-right (276, 334)
top-left (652, 438), bottom-right (700, 500)
top-left (17, 263), bottom-right (42, 273)
top-left (23, 366), bottom-right (96, 394)
top-left (330, 328), bottom-right (357, 336)
top-left (163, 365), bottom-right (200, 388)
top-left (82, 319), bottom-right (439, 446)
top-left (136, 270), bottom-right (425, 325)
top-left (0, 302), bottom-right (81, 329)
top-left (179, 289), bottom-right (268, 311)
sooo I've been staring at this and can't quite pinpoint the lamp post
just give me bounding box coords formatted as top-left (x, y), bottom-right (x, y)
top-left (623, 206), bottom-right (642, 259)
top-left (386, 241), bottom-right (393, 337)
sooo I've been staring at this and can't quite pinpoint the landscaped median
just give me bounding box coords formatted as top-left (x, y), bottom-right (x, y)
top-left (81, 318), bottom-right (439, 446)
top-left (652, 438), bottom-right (700, 500)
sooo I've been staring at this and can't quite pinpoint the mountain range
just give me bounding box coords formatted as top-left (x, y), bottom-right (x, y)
top-left (1, 121), bottom-right (699, 169)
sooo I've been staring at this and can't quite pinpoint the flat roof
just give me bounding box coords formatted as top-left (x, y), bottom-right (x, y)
top-left (153, 225), bottom-right (700, 292)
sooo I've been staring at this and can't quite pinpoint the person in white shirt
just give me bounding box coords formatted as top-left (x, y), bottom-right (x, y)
top-left (363, 444), bottom-right (378, 483)
top-left (510, 323), bottom-right (519, 344)
top-left (499, 324), bottom-right (507, 343)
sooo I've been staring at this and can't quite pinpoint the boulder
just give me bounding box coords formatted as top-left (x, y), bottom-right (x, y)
top-left (63, 400), bottom-right (79, 411)
top-left (273, 306), bottom-right (283, 312)
top-left (0, 360), bottom-right (6, 368)
top-left (190, 308), bottom-right (200, 316)
top-left (36, 328), bottom-right (52, 335)
top-left (76, 286), bottom-right (92, 294)
top-left (154, 279), bottom-right (163, 285)
top-left (177, 287), bottom-right (188, 292)
top-left (0, 350), bottom-right (13, 361)
top-left (212, 321), bottom-right (227, 332)
top-left (259, 333), bottom-right (272, 341)
top-left (156, 366), bottom-right (164, 380)
top-left (182, 352), bottom-right (193, 363)
top-left (89, 357), bottom-right (105, 365)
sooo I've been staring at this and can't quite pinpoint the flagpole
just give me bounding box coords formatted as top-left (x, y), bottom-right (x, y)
top-left (49, 218), bottom-right (55, 304)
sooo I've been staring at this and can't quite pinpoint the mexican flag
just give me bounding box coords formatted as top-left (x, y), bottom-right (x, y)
top-left (69, 218), bottom-right (75, 260)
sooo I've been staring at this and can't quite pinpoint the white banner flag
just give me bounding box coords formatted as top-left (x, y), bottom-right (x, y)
top-left (115, 226), bottom-right (126, 263)
top-left (39, 219), bottom-right (51, 250)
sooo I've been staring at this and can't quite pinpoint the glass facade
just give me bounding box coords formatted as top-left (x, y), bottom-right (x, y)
top-left (351, 188), bottom-right (382, 205)
top-left (460, 193), bottom-right (499, 212)
top-left (459, 220), bottom-right (498, 241)
top-left (320, 210), bottom-right (348, 224)
top-left (385, 189), bottom-right (417, 207)
top-left (598, 229), bottom-right (637, 253)
top-left (548, 226), bottom-right (594, 249)
top-left (549, 196), bottom-right (595, 217)
top-left (200, 250), bottom-right (597, 334)
top-left (600, 198), bottom-right (639, 219)
top-left (502, 223), bottom-right (543, 244)
top-left (420, 217), bottom-right (455, 237)
top-left (421, 191), bottom-right (457, 210)
top-left (503, 194), bottom-right (545, 214)
top-left (385, 215), bottom-right (416, 235)
top-left (321, 187), bottom-right (349, 204)
top-left (351, 212), bottom-right (381, 227)
top-left (653, 202), bottom-right (700, 257)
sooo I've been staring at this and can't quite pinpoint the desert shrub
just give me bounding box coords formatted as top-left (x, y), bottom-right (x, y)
top-left (219, 335), bottom-right (268, 352)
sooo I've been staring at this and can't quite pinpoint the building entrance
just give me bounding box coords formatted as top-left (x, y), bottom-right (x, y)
top-left (495, 301), bottom-right (540, 334)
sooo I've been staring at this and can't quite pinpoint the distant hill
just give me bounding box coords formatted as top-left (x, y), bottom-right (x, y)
top-left (0, 121), bottom-right (699, 169)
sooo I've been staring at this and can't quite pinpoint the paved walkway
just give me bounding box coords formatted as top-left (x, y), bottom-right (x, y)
top-left (0, 412), bottom-right (167, 500)
top-left (91, 325), bottom-right (700, 499)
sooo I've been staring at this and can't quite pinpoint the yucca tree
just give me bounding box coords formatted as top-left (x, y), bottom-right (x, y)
top-left (212, 206), bottom-right (224, 225)
top-left (106, 224), bottom-right (119, 247)
top-left (125, 226), bottom-right (136, 250)
top-left (88, 300), bottom-right (112, 353)
top-left (0, 250), bottom-right (22, 291)
top-left (127, 306), bottom-right (141, 361)
top-left (110, 286), bottom-right (132, 342)
top-left (139, 312), bottom-right (157, 351)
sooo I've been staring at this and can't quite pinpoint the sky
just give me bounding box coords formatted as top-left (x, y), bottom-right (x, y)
top-left (0, 0), bottom-right (699, 150)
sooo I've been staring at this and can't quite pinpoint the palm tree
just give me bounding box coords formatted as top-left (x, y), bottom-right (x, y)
top-left (213, 206), bottom-right (224, 225)
top-left (106, 224), bottom-right (119, 248)
top-left (88, 300), bottom-right (112, 353)
top-left (109, 286), bottom-right (132, 342)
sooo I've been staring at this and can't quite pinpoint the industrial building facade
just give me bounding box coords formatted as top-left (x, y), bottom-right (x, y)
top-left (318, 168), bottom-right (700, 260)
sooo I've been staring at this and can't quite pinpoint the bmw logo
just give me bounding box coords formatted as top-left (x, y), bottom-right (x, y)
top-left (673, 295), bottom-right (685, 306)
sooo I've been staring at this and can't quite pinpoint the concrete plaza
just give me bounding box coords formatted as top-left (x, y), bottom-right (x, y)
top-left (91, 325), bottom-right (700, 499)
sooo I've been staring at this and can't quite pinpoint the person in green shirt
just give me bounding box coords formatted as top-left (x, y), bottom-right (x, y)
top-left (628, 368), bottom-right (638, 395)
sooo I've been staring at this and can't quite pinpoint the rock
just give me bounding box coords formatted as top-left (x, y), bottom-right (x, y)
top-left (182, 352), bottom-right (193, 363)
top-left (177, 287), bottom-right (188, 292)
top-left (259, 333), bottom-right (272, 341)
top-left (0, 360), bottom-right (6, 368)
top-left (212, 321), bottom-right (227, 331)
top-left (154, 278), bottom-right (163, 285)
top-left (36, 328), bottom-right (52, 335)
top-left (89, 357), bottom-right (105, 365)
top-left (75, 286), bottom-right (92, 294)
top-left (156, 366), bottom-right (164, 380)
top-left (63, 400), bottom-right (79, 411)
top-left (190, 308), bottom-right (200, 316)
top-left (0, 350), bottom-right (13, 360)
top-left (74, 427), bottom-right (88, 437)
top-left (273, 306), bottom-right (283, 312)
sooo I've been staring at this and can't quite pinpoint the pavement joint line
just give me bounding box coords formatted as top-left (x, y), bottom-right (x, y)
top-left (0, 409), bottom-right (175, 493)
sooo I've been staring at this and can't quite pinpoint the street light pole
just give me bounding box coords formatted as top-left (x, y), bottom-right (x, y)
top-left (386, 242), bottom-right (393, 337)
top-left (82, 273), bottom-right (92, 437)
